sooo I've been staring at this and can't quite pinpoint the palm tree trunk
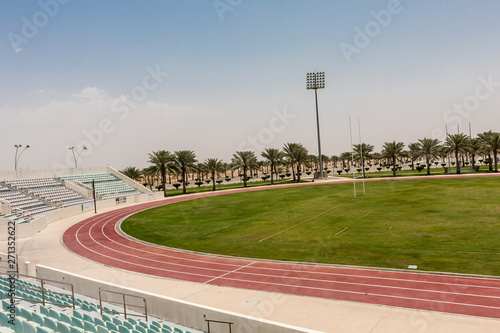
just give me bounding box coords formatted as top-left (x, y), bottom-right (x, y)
top-left (426, 156), bottom-right (430, 175)
top-left (212, 171), bottom-right (216, 191)
top-left (182, 169), bottom-right (187, 194)
top-left (243, 167), bottom-right (247, 187)
top-left (494, 150), bottom-right (498, 172)
top-left (270, 162), bottom-right (274, 184)
top-left (455, 151), bottom-right (460, 174)
top-left (296, 164), bottom-right (301, 182)
top-left (488, 153), bottom-right (493, 171)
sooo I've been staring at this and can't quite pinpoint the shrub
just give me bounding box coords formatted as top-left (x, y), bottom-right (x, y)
top-left (205, 179), bottom-right (211, 184)
top-left (279, 174), bottom-right (285, 179)
top-left (306, 171), bottom-right (311, 175)
top-left (286, 173), bottom-right (291, 177)
top-left (377, 167), bottom-right (382, 172)
top-left (225, 177), bottom-right (231, 182)
top-left (172, 183), bottom-right (181, 190)
top-left (195, 181), bottom-right (203, 187)
top-left (344, 168), bottom-right (350, 173)
top-left (216, 179), bottom-right (223, 185)
top-left (416, 166), bottom-right (424, 173)
top-left (441, 163), bottom-right (446, 168)
top-left (261, 176), bottom-right (267, 181)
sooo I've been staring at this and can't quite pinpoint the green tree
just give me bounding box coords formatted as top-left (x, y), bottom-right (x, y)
top-left (283, 143), bottom-right (308, 181)
top-left (121, 166), bottom-right (142, 182)
top-left (261, 148), bottom-right (284, 185)
top-left (381, 141), bottom-right (405, 177)
top-left (231, 151), bottom-right (258, 187)
top-left (417, 138), bottom-right (441, 175)
top-left (353, 142), bottom-right (374, 177)
top-left (147, 150), bottom-right (174, 197)
top-left (407, 142), bottom-right (420, 170)
top-left (204, 158), bottom-right (224, 191)
top-left (173, 150), bottom-right (198, 194)
top-left (478, 131), bottom-right (500, 172)
top-left (445, 134), bottom-right (470, 174)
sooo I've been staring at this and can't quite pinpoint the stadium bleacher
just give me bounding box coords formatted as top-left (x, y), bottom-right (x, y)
top-left (0, 274), bottom-right (198, 333)
top-left (58, 173), bottom-right (142, 200)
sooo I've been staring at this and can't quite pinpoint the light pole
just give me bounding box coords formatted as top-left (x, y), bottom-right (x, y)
top-left (69, 146), bottom-right (87, 168)
top-left (307, 71), bottom-right (325, 179)
top-left (14, 144), bottom-right (30, 171)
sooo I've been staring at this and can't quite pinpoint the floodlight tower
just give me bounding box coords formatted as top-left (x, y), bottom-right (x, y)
top-left (307, 72), bottom-right (325, 179)
top-left (14, 144), bottom-right (30, 171)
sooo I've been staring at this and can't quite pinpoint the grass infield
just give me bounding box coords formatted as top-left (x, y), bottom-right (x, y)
top-left (121, 176), bottom-right (500, 276)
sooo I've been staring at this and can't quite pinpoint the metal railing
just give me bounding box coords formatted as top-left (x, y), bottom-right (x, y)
top-left (205, 317), bottom-right (234, 333)
top-left (2, 272), bottom-right (75, 309)
top-left (99, 288), bottom-right (148, 321)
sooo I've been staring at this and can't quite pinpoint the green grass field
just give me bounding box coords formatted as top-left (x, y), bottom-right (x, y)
top-left (122, 176), bottom-right (500, 276)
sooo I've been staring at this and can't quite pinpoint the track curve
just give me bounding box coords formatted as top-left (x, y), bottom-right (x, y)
top-left (62, 179), bottom-right (500, 319)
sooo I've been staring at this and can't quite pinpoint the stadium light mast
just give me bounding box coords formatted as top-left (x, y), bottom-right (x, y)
top-left (69, 146), bottom-right (87, 168)
top-left (14, 144), bottom-right (30, 171)
top-left (307, 71), bottom-right (325, 179)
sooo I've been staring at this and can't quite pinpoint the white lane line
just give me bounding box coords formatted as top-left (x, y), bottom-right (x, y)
top-left (204, 261), bottom-right (256, 284)
top-left (364, 211), bottom-right (372, 217)
top-left (213, 275), bottom-right (500, 311)
top-left (335, 227), bottom-right (348, 236)
top-left (84, 215), bottom-right (231, 274)
top-left (219, 268), bottom-right (500, 301)
top-left (99, 216), bottom-right (243, 270)
top-left (242, 264), bottom-right (500, 291)
top-left (258, 201), bottom-right (350, 242)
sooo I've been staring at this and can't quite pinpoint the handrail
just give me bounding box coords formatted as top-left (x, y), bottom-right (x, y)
top-left (99, 288), bottom-right (148, 321)
top-left (2, 271), bottom-right (75, 309)
top-left (205, 317), bottom-right (234, 333)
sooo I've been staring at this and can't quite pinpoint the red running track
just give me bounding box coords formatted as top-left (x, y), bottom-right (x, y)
top-left (62, 184), bottom-right (500, 319)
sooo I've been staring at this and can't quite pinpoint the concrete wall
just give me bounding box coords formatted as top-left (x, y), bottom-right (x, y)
top-left (63, 180), bottom-right (92, 198)
top-left (0, 199), bottom-right (11, 214)
top-left (36, 265), bottom-right (316, 333)
top-left (107, 165), bottom-right (152, 195)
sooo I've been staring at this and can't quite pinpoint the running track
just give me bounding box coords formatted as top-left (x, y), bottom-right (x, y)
top-left (62, 176), bottom-right (500, 319)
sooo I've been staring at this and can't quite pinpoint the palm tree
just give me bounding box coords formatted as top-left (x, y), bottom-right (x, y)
top-left (339, 151), bottom-right (352, 169)
top-left (381, 141), bottom-right (405, 177)
top-left (330, 155), bottom-right (340, 169)
top-left (141, 166), bottom-right (157, 190)
top-left (283, 143), bottom-right (308, 181)
top-left (261, 148), bottom-right (284, 185)
top-left (468, 137), bottom-right (482, 170)
top-left (407, 143), bottom-right (420, 170)
top-left (283, 143), bottom-right (300, 180)
top-left (353, 142), bottom-right (374, 177)
top-left (445, 133), bottom-right (470, 174)
top-left (173, 150), bottom-right (197, 194)
top-left (417, 138), bottom-right (441, 175)
top-left (204, 158), bottom-right (224, 191)
top-left (478, 131), bottom-right (500, 172)
top-left (121, 166), bottom-right (142, 182)
top-left (231, 151), bottom-right (258, 187)
top-left (147, 150), bottom-right (174, 197)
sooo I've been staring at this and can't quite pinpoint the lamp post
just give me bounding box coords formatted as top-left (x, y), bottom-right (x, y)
top-left (307, 71), bottom-right (325, 179)
top-left (69, 146), bottom-right (87, 168)
top-left (14, 144), bottom-right (30, 171)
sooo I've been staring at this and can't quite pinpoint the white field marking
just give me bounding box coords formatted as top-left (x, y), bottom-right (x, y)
top-left (258, 201), bottom-right (350, 242)
top-left (213, 275), bottom-right (500, 311)
top-left (388, 226), bottom-right (392, 231)
top-left (217, 267), bottom-right (500, 301)
top-left (364, 211), bottom-right (372, 217)
top-left (204, 261), bottom-right (256, 284)
top-left (335, 227), bottom-right (348, 236)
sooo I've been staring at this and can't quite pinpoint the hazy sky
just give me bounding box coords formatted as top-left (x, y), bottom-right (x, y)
top-left (1, 0), bottom-right (500, 171)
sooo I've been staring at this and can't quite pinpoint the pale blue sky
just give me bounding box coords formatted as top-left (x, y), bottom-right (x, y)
top-left (1, 0), bottom-right (500, 170)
